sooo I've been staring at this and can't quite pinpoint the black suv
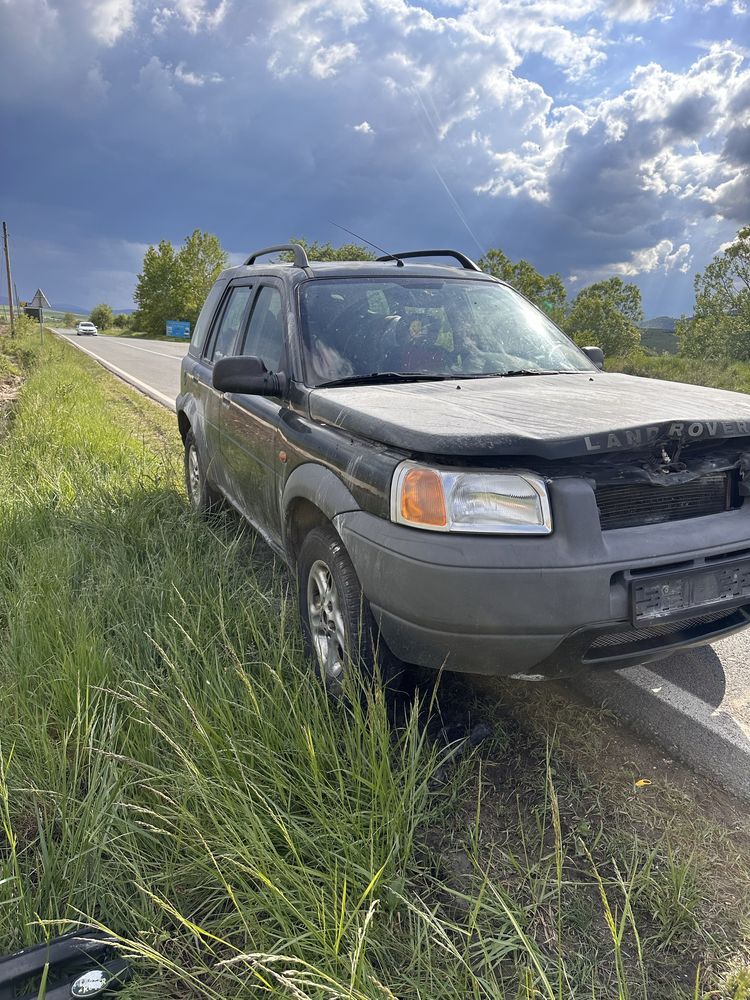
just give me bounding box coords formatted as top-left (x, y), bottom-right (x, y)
top-left (177, 243), bottom-right (750, 688)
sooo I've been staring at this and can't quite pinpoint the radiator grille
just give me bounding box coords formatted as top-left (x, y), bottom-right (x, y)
top-left (596, 472), bottom-right (736, 530)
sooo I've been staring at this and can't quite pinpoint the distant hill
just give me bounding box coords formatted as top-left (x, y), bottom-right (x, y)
top-left (641, 328), bottom-right (678, 354)
top-left (640, 315), bottom-right (678, 331)
top-left (1, 294), bottom-right (88, 315)
top-left (638, 315), bottom-right (682, 354)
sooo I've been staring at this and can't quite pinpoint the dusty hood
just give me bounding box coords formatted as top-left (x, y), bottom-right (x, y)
top-left (308, 372), bottom-right (750, 459)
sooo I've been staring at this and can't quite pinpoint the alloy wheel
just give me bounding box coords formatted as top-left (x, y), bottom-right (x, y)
top-left (187, 445), bottom-right (202, 509)
top-left (307, 559), bottom-right (346, 682)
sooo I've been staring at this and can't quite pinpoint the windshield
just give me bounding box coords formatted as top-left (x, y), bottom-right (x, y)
top-left (298, 277), bottom-right (593, 386)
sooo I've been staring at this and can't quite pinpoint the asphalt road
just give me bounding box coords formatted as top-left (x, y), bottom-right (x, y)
top-left (51, 326), bottom-right (750, 798)
top-left (53, 328), bottom-right (188, 409)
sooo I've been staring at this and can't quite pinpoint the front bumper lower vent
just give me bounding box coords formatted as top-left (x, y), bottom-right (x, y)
top-left (596, 472), bottom-right (739, 530)
top-left (583, 606), bottom-right (748, 662)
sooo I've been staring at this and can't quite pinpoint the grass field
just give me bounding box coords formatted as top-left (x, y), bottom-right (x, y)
top-left (607, 352), bottom-right (750, 393)
top-left (1, 323), bottom-right (750, 998)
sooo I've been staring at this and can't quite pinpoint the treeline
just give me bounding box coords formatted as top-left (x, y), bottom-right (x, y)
top-left (97, 226), bottom-right (749, 358)
top-left (122, 232), bottom-right (645, 351)
top-left (675, 225), bottom-right (750, 362)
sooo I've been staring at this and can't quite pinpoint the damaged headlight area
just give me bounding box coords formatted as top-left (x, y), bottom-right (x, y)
top-left (390, 462), bottom-right (552, 534)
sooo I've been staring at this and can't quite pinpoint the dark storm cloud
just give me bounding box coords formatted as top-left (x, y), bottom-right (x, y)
top-left (0, 0), bottom-right (749, 314)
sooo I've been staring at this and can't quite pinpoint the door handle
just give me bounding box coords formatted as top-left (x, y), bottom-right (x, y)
top-left (221, 393), bottom-right (231, 407)
top-left (187, 372), bottom-right (198, 383)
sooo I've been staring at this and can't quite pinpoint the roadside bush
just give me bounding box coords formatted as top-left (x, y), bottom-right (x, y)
top-left (112, 313), bottom-right (130, 328)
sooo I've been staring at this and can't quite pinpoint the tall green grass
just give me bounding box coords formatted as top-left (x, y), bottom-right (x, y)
top-left (607, 351), bottom-right (750, 394)
top-left (0, 329), bottom-right (748, 998)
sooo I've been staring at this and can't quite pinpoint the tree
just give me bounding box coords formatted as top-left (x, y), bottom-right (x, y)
top-left (62, 312), bottom-right (75, 327)
top-left (479, 248), bottom-right (568, 325)
top-left (112, 313), bottom-right (130, 328)
top-left (678, 226), bottom-right (750, 361)
top-left (177, 230), bottom-right (229, 328)
top-left (90, 303), bottom-right (113, 329)
top-left (134, 230), bottom-right (227, 338)
top-left (283, 238), bottom-right (376, 262)
top-left (565, 277), bottom-right (643, 357)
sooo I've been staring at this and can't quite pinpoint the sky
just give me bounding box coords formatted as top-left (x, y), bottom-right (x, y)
top-left (1, 0), bottom-right (749, 317)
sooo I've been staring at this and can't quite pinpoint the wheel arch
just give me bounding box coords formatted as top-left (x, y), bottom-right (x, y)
top-left (177, 409), bottom-right (191, 443)
top-left (282, 464), bottom-right (360, 565)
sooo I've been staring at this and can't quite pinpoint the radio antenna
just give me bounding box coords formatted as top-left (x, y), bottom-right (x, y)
top-left (329, 221), bottom-right (404, 266)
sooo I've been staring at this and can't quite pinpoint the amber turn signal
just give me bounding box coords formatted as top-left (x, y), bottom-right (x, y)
top-left (400, 467), bottom-right (448, 527)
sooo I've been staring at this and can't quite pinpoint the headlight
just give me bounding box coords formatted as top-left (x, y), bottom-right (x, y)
top-left (390, 462), bottom-right (552, 534)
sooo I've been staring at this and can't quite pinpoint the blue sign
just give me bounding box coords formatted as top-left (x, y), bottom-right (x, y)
top-left (166, 320), bottom-right (191, 339)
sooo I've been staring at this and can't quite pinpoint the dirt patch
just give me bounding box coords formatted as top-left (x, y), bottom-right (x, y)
top-left (422, 673), bottom-right (750, 994)
top-left (0, 375), bottom-right (21, 439)
top-left (0, 376), bottom-right (22, 402)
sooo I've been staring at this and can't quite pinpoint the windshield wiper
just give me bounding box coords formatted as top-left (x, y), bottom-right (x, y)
top-left (444, 369), bottom-right (561, 379)
top-left (317, 372), bottom-right (455, 388)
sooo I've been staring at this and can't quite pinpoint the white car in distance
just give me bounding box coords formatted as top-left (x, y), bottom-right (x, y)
top-left (76, 321), bottom-right (98, 336)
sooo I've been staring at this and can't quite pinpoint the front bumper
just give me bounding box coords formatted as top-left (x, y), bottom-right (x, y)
top-left (335, 477), bottom-right (750, 677)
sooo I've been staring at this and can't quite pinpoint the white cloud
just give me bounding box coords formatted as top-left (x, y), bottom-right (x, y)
top-left (309, 41), bottom-right (358, 78)
top-left (172, 0), bottom-right (230, 31)
top-left (174, 61), bottom-right (223, 85)
top-left (616, 240), bottom-right (693, 275)
top-left (85, 0), bottom-right (134, 44)
top-left (353, 120), bottom-right (374, 133)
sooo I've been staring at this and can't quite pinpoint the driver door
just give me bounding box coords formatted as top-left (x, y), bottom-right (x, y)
top-left (220, 282), bottom-right (287, 545)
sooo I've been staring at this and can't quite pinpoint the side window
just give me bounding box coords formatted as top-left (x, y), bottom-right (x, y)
top-left (240, 286), bottom-right (285, 371)
top-left (188, 279), bottom-right (225, 358)
top-left (209, 286), bottom-right (253, 363)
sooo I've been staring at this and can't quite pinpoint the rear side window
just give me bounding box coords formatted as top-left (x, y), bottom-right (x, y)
top-left (209, 286), bottom-right (254, 363)
top-left (188, 279), bottom-right (226, 358)
top-left (240, 286), bottom-right (285, 371)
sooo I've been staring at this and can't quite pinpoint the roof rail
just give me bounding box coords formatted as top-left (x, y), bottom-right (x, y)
top-left (244, 244), bottom-right (311, 269)
top-left (375, 249), bottom-right (482, 272)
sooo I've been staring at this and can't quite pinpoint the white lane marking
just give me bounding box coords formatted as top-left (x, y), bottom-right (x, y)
top-left (59, 332), bottom-right (186, 361)
top-left (616, 664), bottom-right (750, 753)
top-left (102, 339), bottom-right (188, 361)
top-left (56, 332), bottom-right (176, 410)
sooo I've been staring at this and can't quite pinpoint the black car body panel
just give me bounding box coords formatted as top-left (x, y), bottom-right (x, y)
top-left (309, 373), bottom-right (750, 459)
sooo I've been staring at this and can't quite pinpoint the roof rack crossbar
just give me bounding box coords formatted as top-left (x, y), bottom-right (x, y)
top-left (375, 249), bottom-right (482, 272)
top-left (244, 244), bottom-right (310, 269)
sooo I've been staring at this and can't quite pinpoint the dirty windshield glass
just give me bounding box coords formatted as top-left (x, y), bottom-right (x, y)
top-left (299, 277), bottom-right (593, 386)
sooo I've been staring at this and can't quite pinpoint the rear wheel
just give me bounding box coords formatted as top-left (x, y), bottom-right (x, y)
top-left (297, 525), bottom-right (400, 696)
top-left (184, 429), bottom-right (222, 514)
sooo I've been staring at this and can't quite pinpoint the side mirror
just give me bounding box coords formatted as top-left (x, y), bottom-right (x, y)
top-left (212, 356), bottom-right (287, 396)
top-left (582, 346), bottom-right (604, 370)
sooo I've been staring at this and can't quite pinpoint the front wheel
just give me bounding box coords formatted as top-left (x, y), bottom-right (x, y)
top-left (297, 525), bottom-right (400, 696)
top-left (184, 429), bottom-right (223, 514)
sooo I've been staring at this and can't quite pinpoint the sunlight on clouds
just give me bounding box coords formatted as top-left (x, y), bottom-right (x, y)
top-left (616, 240), bottom-right (693, 275)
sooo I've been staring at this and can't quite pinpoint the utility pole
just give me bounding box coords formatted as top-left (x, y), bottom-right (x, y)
top-left (2, 222), bottom-right (15, 337)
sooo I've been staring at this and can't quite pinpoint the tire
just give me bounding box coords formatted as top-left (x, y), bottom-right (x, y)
top-left (184, 429), bottom-right (223, 514)
top-left (297, 525), bottom-right (401, 696)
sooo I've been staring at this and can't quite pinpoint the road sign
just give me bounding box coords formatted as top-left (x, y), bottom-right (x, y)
top-left (166, 320), bottom-right (190, 339)
top-left (29, 288), bottom-right (51, 310)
